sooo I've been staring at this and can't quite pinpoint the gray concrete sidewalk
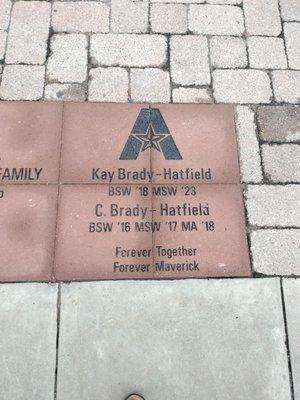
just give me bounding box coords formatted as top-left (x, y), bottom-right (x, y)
top-left (0, 279), bottom-right (299, 399)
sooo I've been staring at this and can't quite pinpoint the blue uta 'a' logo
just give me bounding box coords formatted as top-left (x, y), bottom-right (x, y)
top-left (119, 108), bottom-right (182, 160)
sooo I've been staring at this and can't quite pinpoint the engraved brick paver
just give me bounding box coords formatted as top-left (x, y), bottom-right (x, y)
top-left (153, 184), bottom-right (250, 278)
top-left (0, 102), bottom-right (63, 184)
top-left (0, 0), bottom-right (300, 396)
top-left (52, 1), bottom-right (109, 33)
top-left (251, 230), bottom-right (300, 275)
top-left (55, 185), bottom-right (153, 280)
top-left (0, 186), bottom-right (58, 281)
top-left (6, 1), bottom-right (51, 65)
top-left (150, 104), bottom-right (240, 184)
top-left (0, 102), bottom-right (249, 281)
top-left (0, 284), bottom-right (57, 400)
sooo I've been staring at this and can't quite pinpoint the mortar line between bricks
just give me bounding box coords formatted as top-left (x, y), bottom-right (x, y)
top-left (240, 0), bottom-right (250, 68)
top-left (51, 102), bottom-right (65, 281)
top-left (280, 278), bottom-right (295, 400)
top-left (127, 67), bottom-right (132, 102)
top-left (0, 0), bottom-right (13, 89)
top-left (277, 0), bottom-right (289, 68)
top-left (147, 0), bottom-right (151, 34)
top-left (249, 226), bottom-right (300, 230)
top-left (241, 186), bottom-right (254, 275)
top-left (267, 70), bottom-right (276, 105)
top-left (43, 0), bottom-right (54, 100)
top-left (53, 282), bottom-right (62, 400)
top-left (245, 182), bottom-right (300, 186)
top-left (85, 34), bottom-right (91, 101)
top-left (253, 105), bottom-right (273, 182)
top-left (1, 275), bottom-right (300, 286)
top-left (108, 0), bottom-right (112, 33)
top-left (260, 141), bottom-right (300, 146)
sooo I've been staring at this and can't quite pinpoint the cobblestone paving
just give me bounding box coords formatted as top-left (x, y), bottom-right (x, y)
top-left (0, 0), bottom-right (299, 104)
top-left (0, 2), bottom-right (299, 399)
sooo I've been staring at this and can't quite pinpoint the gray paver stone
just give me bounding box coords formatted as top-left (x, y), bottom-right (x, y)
top-left (280, 0), bottom-right (300, 21)
top-left (284, 23), bottom-right (300, 70)
top-left (0, 65), bottom-right (45, 100)
top-left (208, 0), bottom-right (241, 3)
top-left (213, 70), bottom-right (272, 103)
top-left (251, 230), bottom-right (300, 275)
top-left (45, 83), bottom-right (86, 101)
top-left (245, 184), bottom-right (300, 227)
top-left (90, 34), bottom-right (167, 67)
top-left (52, 1), bottom-right (109, 33)
top-left (6, 1), bottom-right (51, 64)
top-left (0, 0), bottom-right (12, 30)
top-left (0, 29), bottom-right (6, 60)
top-left (272, 71), bottom-right (300, 104)
top-left (189, 4), bottom-right (244, 35)
top-left (150, 3), bottom-right (187, 34)
top-left (262, 144), bottom-right (300, 183)
top-left (172, 87), bottom-right (212, 103)
top-left (111, 0), bottom-right (149, 33)
top-left (170, 35), bottom-right (210, 85)
top-left (130, 68), bottom-right (170, 102)
top-left (235, 106), bottom-right (263, 183)
top-left (257, 106), bottom-right (300, 142)
top-left (47, 34), bottom-right (87, 83)
top-left (89, 67), bottom-right (129, 102)
top-left (210, 36), bottom-right (247, 68)
top-left (243, 0), bottom-right (281, 36)
top-left (248, 37), bottom-right (287, 69)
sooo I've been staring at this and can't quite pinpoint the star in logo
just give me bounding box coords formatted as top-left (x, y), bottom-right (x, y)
top-left (120, 108), bottom-right (182, 160)
top-left (133, 124), bottom-right (165, 153)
